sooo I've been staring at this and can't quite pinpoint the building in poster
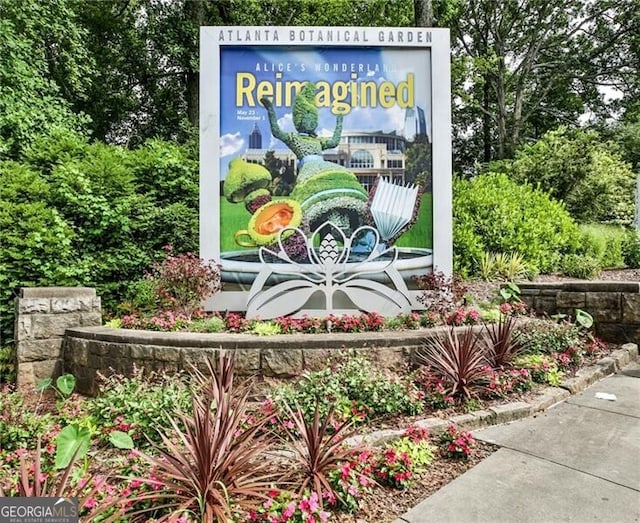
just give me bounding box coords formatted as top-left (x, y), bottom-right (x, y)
top-left (200, 26), bottom-right (452, 318)
top-left (243, 127), bottom-right (411, 189)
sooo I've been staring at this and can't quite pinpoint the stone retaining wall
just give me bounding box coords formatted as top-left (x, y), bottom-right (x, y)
top-left (518, 281), bottom-right (640, 343)
top-left (15, 288), bottom-right (101, 388)
top-left (63, 326), bottom-right (448, 395)
top-left (15, 281), bottom-right (640, 394)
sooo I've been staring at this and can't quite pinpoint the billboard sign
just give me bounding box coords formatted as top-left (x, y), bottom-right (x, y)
top-left (200, 27), bottom-right (451, 317)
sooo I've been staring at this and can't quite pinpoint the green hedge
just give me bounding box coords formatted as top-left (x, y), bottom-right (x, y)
top-left (0, 131), bottom-right (199, 345)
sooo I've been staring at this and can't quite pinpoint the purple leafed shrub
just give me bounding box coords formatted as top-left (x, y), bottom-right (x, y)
top-left (129, 354), bottom-right (276, 522)
top-left (279, 401), bottom-right (357, 507)
top-left (416, 327), bottom-right (489, 403)
top-left (413, 271), bottom-right (468, 317)
top-left (484, 314), bottom-right (529, 368)
top-left (151, 245), bottom-right (222, 319)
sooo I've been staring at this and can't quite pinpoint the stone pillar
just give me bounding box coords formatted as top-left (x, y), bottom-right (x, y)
top-left (15, 287), bottom-right (101, 388)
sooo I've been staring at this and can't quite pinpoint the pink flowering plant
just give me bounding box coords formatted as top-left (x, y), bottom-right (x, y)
top-left (445, 306), bottom-right (481, 326)
top-left (327, 449), bottom-right (376, 512)
top-left (120, 310), bottom-right (191, 331)
top-left (374, 426), bottom-right (435, 489)
top-left (413, 368), bottom-right (456, 410)
top-left (499, 300), bottom-right (528, 316)
top-left (439, 424), bottom-right (475, 459)
top-left (248, 489), bottom-right (331, 522)
top-left (484, 366), bottom-right (534, 398)
top-left (585, 337), bottom-right (607, 356)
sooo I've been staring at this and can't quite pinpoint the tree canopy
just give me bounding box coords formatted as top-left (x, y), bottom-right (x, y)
top-left (2, 0), bottom-right (636, 166)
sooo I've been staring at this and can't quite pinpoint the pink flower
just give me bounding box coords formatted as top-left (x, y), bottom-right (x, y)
top-left (307, 492), bottom-right (320, 512)
top-left (283, 501), bottom-right (296, 519)
top-left (340, 463), bottom-right (351, 479)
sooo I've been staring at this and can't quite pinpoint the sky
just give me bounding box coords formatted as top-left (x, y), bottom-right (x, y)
top-left (217, 46), bottom-right (432, 178)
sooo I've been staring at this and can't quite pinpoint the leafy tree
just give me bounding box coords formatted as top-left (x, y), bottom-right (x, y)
top-left (490, 127), bottom-right (635, 225)
top-left (73, 0), bottom-right (415, 144)
top-left (0, 10), bottom-right (89, 160)
top-left (443, 0), bottom-right (638, 172)
top-left (404, 134), bottom-right (432, 189)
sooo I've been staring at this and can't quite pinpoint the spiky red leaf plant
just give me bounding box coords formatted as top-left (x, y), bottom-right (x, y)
top-left (127, 353), bottom-right (278, 523)
top-left (485, 314), bottom-right (529, 368)
top-left (0, 440), bottom-right (123, 522)
top-left (279, 400), bottom-right (358, 507)
top-left (416, 326), bottom-right (490, 403)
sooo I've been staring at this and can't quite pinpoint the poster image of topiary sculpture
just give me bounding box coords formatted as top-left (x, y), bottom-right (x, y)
top-left (222, 158), bottom-right (308, 261)
top-left (261, 83), bottom-right (370, 238)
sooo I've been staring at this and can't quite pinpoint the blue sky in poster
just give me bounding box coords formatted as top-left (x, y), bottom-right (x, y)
top-left (218, 46), bottom-right (431, 178)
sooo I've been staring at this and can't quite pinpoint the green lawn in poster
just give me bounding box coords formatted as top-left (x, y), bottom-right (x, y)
top-left (219, 193), bottom-right (433, 254)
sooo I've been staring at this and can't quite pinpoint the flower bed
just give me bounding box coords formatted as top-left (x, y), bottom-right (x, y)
top-left (3, 318), bottom-right (635, 522)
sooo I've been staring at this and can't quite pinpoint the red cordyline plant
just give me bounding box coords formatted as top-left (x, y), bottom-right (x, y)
top-left (0, 441), bottom-right (123, 522)
top-left (151, 245), bottom-right (222, 319)
top-left (484, 314), bottom-right (530, 368)
top-left (416, 326), bottom-right (490, 403)
top-left (279, 400), bottom-right (358, 507)
top-left (127, 353), bottom-right (277, 522)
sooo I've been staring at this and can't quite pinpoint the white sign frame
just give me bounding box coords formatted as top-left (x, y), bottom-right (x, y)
top-left (200, 26), bottom-right (452, 313)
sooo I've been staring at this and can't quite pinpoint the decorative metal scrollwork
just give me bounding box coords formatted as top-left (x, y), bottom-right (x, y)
top-left (245, 222), bottom-right (413, 318)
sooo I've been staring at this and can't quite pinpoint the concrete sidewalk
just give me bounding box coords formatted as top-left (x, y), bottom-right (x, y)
top-left (394, 362), bottom-right (640, 523)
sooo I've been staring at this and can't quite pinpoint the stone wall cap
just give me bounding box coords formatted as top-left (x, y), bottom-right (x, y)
top-left (64, 323), bottom-right (490, 350)
top-left (20, 287), bottom-right (97, 298)
top-left (516, 281), bottom-right (639, 293)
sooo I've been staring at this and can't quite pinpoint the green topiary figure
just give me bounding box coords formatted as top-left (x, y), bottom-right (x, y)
top-left (259, 82), bottom-right (368, 235)
top-left (260, 84), bottom-right (342, 160)
top-left (292, 82), bottom-right (319, 136)
top-left (223, 158), bottom-right (271, 203)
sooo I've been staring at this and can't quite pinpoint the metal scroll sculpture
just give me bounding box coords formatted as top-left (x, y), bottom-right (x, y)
top-left (245, 222), bottom-right (413, 319)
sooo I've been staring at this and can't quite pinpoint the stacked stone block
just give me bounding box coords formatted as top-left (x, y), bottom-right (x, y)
top-left (518, 281), bottom-right (640, 343)
top-left (63, 327), bottom-right (412, 395)
top-left (15, 287), bottom-right (101, 388)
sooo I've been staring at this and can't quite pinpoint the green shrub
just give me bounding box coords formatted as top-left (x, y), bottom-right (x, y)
top-left (1, 132), bottom-right (202, 345)
top-left (578, 223), bottom-right (626, 269)
top-left (0, 171), bottom-right (85, 344)
top-left (513, 354), bottom-right (563, 386)
top-left (560, 254), bottom-right (602, 279)
top-left (190, 316), bottom-right (226, 333)
top-left (0, 388), bottom-right (53, 451)
top-left (86, 369), bottom-right (191, 447)
top-left (0, 346), bottom-right (15, 383)
top-left (453, 173), bottom-right (580, 276)
top-left (516, 321), bottom-right (582, 355)
top-left (479, 251), bottom-right (531, 281)
top-left (271, 356), bottom-right (422, 425)
top-left (622, 230), bottom-right (640, 268)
